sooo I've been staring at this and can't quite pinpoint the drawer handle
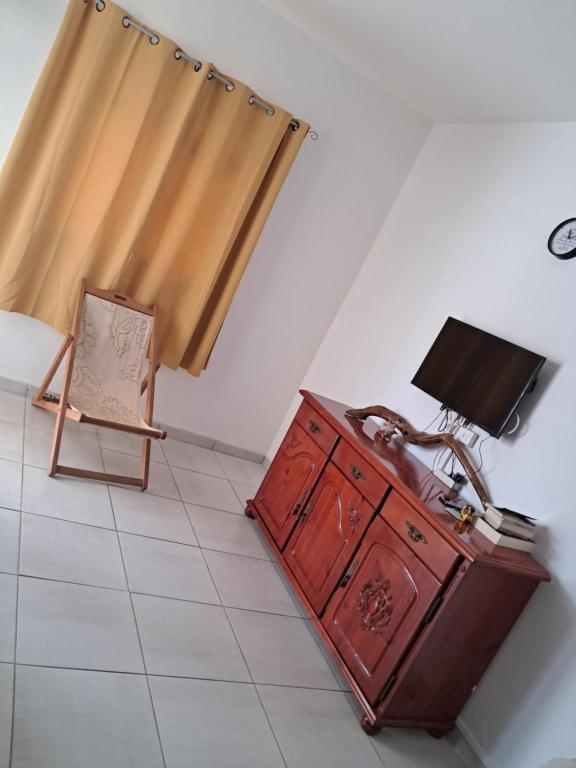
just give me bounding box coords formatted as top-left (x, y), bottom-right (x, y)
top-left (350, 463), bottom-right (364, 480)
top-left (309, 420), bottom-right (321, 434)
top-left (406, 521), bottom-right (428, 544)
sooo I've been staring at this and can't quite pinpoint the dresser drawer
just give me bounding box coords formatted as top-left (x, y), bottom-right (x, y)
top-left (332, 440), bottom-right (389, 507)
top-left (295, 400), bottom-right (338, 455)
top-left (381, 491), bottom-right (459, 581)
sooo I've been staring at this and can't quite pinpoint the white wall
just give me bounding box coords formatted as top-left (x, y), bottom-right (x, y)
top-left (280, 122), bottom-right (576, 767)
top-left (0, 0), bottom-right (429, 453)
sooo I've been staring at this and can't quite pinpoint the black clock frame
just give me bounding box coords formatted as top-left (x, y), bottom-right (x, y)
top-left (548, 218), bottom-right (576, 260)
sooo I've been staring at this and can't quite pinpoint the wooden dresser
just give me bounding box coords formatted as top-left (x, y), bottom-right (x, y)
top-left (246, 391), bottom-right (550, 736)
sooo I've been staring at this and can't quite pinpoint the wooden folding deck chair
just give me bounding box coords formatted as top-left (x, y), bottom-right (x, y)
top-left (32, 280), bottom-right (166, 490)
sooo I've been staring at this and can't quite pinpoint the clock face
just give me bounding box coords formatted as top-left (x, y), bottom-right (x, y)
top-left (548, 218), bottom-right (576, 259)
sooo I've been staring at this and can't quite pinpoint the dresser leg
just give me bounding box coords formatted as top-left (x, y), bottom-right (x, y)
top-left (245, 502), bottom-right (256, 519)
top-left (360, 715), bottom-right (381, 736)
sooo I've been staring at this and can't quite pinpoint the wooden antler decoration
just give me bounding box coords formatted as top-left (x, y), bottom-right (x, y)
top-left (346, 405), bottom-right (490, 509)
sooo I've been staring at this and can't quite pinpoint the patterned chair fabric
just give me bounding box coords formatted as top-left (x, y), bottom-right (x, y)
top-left (68, 294), bottom-right (153, 428)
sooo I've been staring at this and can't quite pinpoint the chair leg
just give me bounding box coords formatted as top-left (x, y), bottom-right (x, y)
top-left (141, 437), bottom-right (151, 491)
top-left (49, 399), bottom-right (67, 476)
top-left (33, 335), bottom-right (73, 406)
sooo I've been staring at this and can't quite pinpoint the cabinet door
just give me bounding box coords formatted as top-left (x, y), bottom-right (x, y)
top-left (285, 462), bottom-right (374, 615)
top-left (255, 422), bottom-right (327, 549)
top-left (322, 515), bottom-right (441, 705)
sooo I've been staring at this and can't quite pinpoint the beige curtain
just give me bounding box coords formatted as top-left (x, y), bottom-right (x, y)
top-left (0, 0), bottom-right (307, 374)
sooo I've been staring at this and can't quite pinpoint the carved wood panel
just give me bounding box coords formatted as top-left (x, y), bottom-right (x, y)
top-left (322, 515), bottom-right (441, 704)
top-left (255, 422), bottom-right (327, 549)
top-left (285, 462), bottom-right (375, 614)
top-left (357, 577), bottom-right (394, 633)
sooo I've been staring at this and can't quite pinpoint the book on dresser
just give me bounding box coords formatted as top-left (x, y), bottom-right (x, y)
top-left (483, 504), bottom-right (536, 541)
top-left (474, 516), bottom-right (535, 552)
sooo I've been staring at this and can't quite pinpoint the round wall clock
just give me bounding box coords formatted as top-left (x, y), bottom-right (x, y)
top-left (548, 218), bottom-right (576, 260)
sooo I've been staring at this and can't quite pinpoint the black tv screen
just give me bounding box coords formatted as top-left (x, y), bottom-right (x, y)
top-left (411, 318), bottom-right (546, 438)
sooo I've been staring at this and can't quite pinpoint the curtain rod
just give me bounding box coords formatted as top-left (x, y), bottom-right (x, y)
top-left (86, 0), bottom-right (318, 140)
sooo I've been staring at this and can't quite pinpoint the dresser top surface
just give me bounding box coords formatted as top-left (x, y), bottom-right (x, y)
top-left (301, 390), bottom-right (550, 582)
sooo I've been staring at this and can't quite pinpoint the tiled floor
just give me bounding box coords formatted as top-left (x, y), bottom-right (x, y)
top-left (0, 387), bottom-right (466, 768)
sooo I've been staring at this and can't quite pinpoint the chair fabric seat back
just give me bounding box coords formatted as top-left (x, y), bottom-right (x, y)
top-left (68, 293), bottom-right (153, 428)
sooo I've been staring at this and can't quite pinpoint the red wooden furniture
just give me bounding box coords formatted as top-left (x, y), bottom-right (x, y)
top-left (246, 391), bottom-right (550, 737)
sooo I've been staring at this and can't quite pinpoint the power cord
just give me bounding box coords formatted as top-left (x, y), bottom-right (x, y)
top-left (422, 407), bottom-right (444, 433)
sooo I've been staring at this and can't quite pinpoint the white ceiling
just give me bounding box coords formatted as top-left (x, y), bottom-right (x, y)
top-left (259, 0), bottom-right (576, 123)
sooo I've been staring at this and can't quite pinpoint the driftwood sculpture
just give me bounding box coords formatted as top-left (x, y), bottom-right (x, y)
top-left (346, 404), bottom-right (490, 509)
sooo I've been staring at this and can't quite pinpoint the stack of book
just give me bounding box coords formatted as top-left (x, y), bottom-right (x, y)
top-left (474, 504), bottom-right (537, 552)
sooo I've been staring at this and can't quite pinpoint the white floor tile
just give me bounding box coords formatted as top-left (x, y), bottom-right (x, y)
top-left (110, 486), bottom-right (197, 545)
top-left (172, 468), bottom-right (243, 513)
top-left (0, 459), bottom-right (21, 510)
top-left (17, 578), bottom-right (143, 672)
top-left (0, 421), bottom-right (23, 463)
top-left (161, 439), bottom-right (226, 477)
top-left (0, 575), bottom-right (17, 662)
top-left (227, 609), bottom-right (338, 689)
top-left (20, 513), bottom-right (126, 590)
top-left (0, 390), bottom-right (25, 426)
top-left (0, 663), bottom-right (13, 768)
top-left (306, 620), bottom-right (352, 692)
top-left (230, 480), bottom-right (259, 511)
top-left (12, 666), bottom-right (164, 768)
top-left (21, 464), bottom-right (115, 528)
top-left (186, 504), bottom-right (270, 560)
top-left (24, 428), bottom-right (104, 472)
top-left (120, 533), bottom-right (219, 604)
top-left (258, 686), bottom-right (383, 768)
top-left (102, 449), bottom-right (180, 499)
top-left (371, 726), bottom-right (465, 768)
top-left (204, 550), bottom-right (300, 616)
top-left (97, 427), bottom-right (165, 462)
top-left (215, 452), bottom-right (267, 485)
top-left (150, 676), bottom-right (285, 768)
top-left (0, 507), bottom-right (20, 574)
top-left (133, 593), bottom-right (250, 681)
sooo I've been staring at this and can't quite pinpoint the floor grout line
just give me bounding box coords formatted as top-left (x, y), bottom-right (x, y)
top-left (156, 457), bottom-right (290, 768)
top-left (9, 661), bottom-right (350, 693)
top-left (3, 451), bottom-right (259, 513)
top-left (9, 506), bottom-right (275, 562)
top-left (8, 387), bottom-right (28, 768)
top-left (10, 570), bottom-right (307, 621)
top-left (95, 431), bottom-right (168, 768)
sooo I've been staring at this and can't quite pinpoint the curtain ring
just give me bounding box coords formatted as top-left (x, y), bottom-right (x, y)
top-left (207, 68), bottom-right (235, 92)
top-left (95, 0), bottom-right (106, 10)
top-left (122, 16), bottom-right (160, 45)
top-left (249, 95), bottom-right (275, 116)
top-left (308, 130), bottom-right (319, 141)
top-left (174, 48), bottom-right (202, 73)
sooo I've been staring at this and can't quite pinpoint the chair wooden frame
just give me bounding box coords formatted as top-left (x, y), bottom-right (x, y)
top-left (32, 280), bottom-right (166, 490)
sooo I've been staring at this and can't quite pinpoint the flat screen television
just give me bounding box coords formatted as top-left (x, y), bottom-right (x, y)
top-left (411, 318), bottom-right (546, 438)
